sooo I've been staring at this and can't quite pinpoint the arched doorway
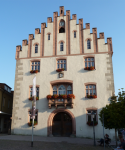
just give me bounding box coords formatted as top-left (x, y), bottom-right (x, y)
top-left (47, 109), bottom-right (76, 137)
top-left (52, 112), bottom-right (72, 137)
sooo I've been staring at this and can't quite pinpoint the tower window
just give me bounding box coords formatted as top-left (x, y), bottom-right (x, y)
top-left (35, 44), bottom-right (38, 53)
top-left (48, 34), bottom-right (50, 40)
top-left (74, 31), bottom-right (76, 38)
top-left (60, 42), bottom-right (63, 51)
top-left (61, 10), bottom-right (63, 14)
top-left (87, 40), bottom-right (91, 49)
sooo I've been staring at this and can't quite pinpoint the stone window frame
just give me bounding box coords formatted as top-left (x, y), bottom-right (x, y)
top-left (52, 84), bottom-right (72, 95)
top-left (72, 30), bottom-right (77, 38)
top-left (84, 82), bottom-right (97, 97)
top-left (86, 107), bottom-right (98, 122)
top-left (58, 40), bottom-right (65, 52)
top-left (47, 32), bottom-right (51, 40)
top-left (56, 57), bottom-right (67, 71)
top-left (33, 42), bottom-right (39, 54)
top-left (85, 38), bottom-right (92, 49)
top-left (50, 80), bottom-right (73, 95)
top-left (29, 85), bottom-right (40, 98)
top-left (30, 59), bottom-right (41, 72)
top-left (83, 55), bottom-right (95, 69)
top-left (28, 109), bottom-right (38, 124)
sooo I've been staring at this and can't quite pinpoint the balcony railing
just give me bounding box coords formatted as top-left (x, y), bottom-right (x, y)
top-left (48, 98), bottom-right (74, 109)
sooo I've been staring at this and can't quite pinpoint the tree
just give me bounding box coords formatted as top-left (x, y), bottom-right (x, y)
top-left (99, 89), bottom-right (125, 146)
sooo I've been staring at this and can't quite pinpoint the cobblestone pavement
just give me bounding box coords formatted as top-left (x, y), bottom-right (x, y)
top-left (0, 140), bottom-right (112, 150)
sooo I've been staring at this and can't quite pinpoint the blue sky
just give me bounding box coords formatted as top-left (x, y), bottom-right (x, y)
top-left (0, 0), bottom-right (125, 96)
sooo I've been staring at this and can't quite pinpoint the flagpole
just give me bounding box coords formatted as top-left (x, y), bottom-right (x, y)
top-left (31, 74), bottom-right (36, 147)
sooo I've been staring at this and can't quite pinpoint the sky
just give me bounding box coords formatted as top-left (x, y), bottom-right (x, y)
top-left (0, 0), bottom-right (125, 96)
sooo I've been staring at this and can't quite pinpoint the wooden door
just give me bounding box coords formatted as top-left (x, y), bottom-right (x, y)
top-left (52, 112), bottom-right (72, 137)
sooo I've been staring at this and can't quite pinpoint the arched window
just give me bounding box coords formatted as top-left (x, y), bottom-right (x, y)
top-left (59, 20), bottom-right (65, 33)
top-left (48, 34), bottom-right (50, 40)
top-left (67, 85), bottom-right (72, 94)
top-left (87, 40), bottom-right (91, 49)
top-left (53, 86), bottom-right (57, 95)
top-left (74, 31), bottom-right (76, 38)
top-left (60, 42), bottom-right (63, 51)
top-left (35, 44), bottom-right (38, 53)
top-left (58, 85), bottom-right (66, 95)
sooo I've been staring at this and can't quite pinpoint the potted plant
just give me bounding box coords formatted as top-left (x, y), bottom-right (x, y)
top-left (30, 70), bottom-right (34, 73)
top-left (90, 66), bottom-right (94, 70)
top-left (30, 70), bottom-right (39, 74)
top-left (36, 97), bottom-right (39, 100)
top-left (84, 67), bottom-right (89, 70)
top-left (53, 94), bottom-right (58, 99)
top-left (29, 97), bottom-right (39, 100)
top-left (35, 70), bottom-right (38, 73)
top-left (87, 95), bottom-right (97, 98)
top-left (29, 97), bottom-right (33, 100)
top-left (47, 95), bottom-right (52, 99)
top-left (87, 121), bottom-right (98, 126)
top-left (84, 66), bottom-right (94, 70)
top-left (67, 94), bottom-right (75, 99)
top-left (28, 121), bottom-right (38, 126)
top-left (56, 68), bottom-right (64, 72)
top-left (61, 95), bottom-right (67, 99)
top-left (92, 95), bottom-right (97, 98)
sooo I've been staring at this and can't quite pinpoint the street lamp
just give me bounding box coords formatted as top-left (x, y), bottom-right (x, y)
top-left (91, 111), bottom-right (96, 146)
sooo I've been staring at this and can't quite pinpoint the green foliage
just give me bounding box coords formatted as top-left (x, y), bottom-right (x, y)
top-left (99, 89), bottom-right (125, 130)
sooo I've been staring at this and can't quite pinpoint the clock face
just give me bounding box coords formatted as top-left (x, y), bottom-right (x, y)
top-left (59, 22), bottom-right (64, 26)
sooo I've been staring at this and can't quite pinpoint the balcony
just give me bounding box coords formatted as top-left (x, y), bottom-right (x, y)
top-left (48, 98), bottom-right (74, 109)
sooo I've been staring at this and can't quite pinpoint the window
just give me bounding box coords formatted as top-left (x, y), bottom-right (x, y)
top-left (31, 61), bottom-right (40, 72)
top-left (48, 34), bottom-right (50, 40)
top-left (58, 85), bottom-right (66, 95)
top-left (8, 100), bottom-right (10, 108)
top-left (35, 44), bottom-right (38, 53)
top-left (3, 97), bottom-right (5, 106)
top-left (30, 87), bottom-right (39, 97)
top-left (87, 110), bottom-right (97, 122)
top-left (59, 20), bottom-right (65, 33)
top-left (67, 85), bottom-right (72, 94)
top-left (4, 85), bottom-right (7, 91)
top-left (61, 10), bottom-right (63, 14)
top-left (86, 85), bottom-right (96, 96)
top-left (28, 109), bottom-right (38, 124)
top-left (74, 31), bottom-right (76, 38)
top-left (53, 86), bottom-right (57, 95)
top-left (57, 60), bottom-right (66, 70)
top-left (87, 40), bottom-right (91, 49)
top-left (85, 58), bottom-right (94, 68)
top-left (52, 84), bottom-right (72, 95)
top-left (60, 42), bottom-right (63, 51)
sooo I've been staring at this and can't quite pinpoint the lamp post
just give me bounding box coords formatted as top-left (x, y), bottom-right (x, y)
top-left (91, 111), bottom-right (96, 146)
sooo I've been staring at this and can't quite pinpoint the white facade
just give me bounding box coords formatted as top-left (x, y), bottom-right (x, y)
top-left (12, 6), bottom-right (115, 139)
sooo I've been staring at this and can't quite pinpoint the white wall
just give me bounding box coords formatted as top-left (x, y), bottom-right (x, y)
top-left (13, 53), bottom-right (115, 139)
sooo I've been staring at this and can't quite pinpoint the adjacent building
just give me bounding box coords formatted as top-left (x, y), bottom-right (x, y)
top-left (11, 6), bottom-right (115, 139)
top-left (0, 83), bottom-right (13, 133)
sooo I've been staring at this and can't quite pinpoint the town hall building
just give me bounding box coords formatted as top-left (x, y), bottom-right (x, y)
top-left (11, 6), bottom-right (115, 139)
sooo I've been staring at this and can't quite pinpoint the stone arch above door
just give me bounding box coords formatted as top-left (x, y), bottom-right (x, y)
top-left (47, 108), bottom-right (76, 137)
